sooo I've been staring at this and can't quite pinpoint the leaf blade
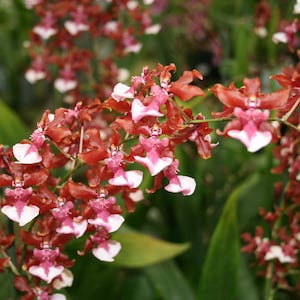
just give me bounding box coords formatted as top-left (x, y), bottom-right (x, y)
top-left (197, 175), bottom-right (259, 300)
top-left (144, 260), bottom-right (196, 300)
top-left (0, 100), bottom-right (29, 146)
top-left (112, 230), bottom-right (190, 268)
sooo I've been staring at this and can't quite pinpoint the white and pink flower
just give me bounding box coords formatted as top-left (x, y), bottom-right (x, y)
top-left (51, 201), bottom-right (87, 238)
top-left (111, 83), bottom-right (134, 101)
top-left (92, 240), bottom-right (121, 262)
top-left (1, 185), bottom-right (39, 226)
top-left (64, 7), bottom-right (89, 35)
top-left (28, 247), bottom-right (64, 283)
top-left (134, 131), bottom-right (173, 176)
top-left (54, 67), bottom-right (77, 93)
top-left (227, 108), bottom-right (272, 153)
top-left (33, 13), bottom-right (57, 40)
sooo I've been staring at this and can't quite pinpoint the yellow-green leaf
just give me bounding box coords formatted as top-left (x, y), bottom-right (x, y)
top-left (112, 230), bottom-right (190, 268)
top-left (197, 174), bottom-right (259, 300)
top-left (0, 100), bottom-right (29, 146)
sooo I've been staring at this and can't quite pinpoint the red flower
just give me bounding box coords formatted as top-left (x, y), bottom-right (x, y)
top-left (211, 77), bottom-right (291, 151)
top-left (211, 77), bottom-right (290, 117)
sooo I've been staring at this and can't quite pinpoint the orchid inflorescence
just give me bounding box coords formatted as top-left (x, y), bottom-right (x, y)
top-left (0, 0), bottom-right (299, 299)
top-left (1, 61), bottom-right (298, 299)
top-left (24, 0), bottom-right (161, 101)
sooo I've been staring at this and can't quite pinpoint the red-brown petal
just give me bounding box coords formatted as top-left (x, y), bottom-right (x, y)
top-left (259, 89), bottom-right (291, 109)
top-left (211, 83), bottom-right (248, 108)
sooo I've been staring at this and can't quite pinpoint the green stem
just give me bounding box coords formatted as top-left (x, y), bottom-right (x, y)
top-left (55, 125), bottom-right (85, 190)
top-left (265, 262), bottom-right (276, 300)
top-left (264, 175), bottom-right (289, 300)
top-left (185, 117), bottom-right (233, 124)
top-left (282, 97), bottom-right (300, 122)
top-left (186, 116), bottom-right (299, 131)
top-left (269, 118), bottom-right (299, 131)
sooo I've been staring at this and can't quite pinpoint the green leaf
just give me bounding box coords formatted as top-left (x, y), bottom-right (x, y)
top-left (197, 175), bottom-right (259, 300)
top-left (233, 21), bottom-right (252, 79)
top-left (144, 260), bottom-right (196, 300)
top-left (112, 230), bottom-right (190, 268)
top-left (70, 257), bottom-right (120, 300)
top-left (0, 270), bottom-right (18, 299)
top-left (0, 100), bottom-right (29, 146)
top-left (236, 256), bottom-right (259, 300)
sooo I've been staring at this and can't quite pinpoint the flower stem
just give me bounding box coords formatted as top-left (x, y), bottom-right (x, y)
top-left (282, 97), bottom-right (300, 122)
top-left (187, 115), bottom-right (299, 131)
top-left (185, 117), bottom-right (233, 124)
top-left (265, 262), bottom-right (276, 300)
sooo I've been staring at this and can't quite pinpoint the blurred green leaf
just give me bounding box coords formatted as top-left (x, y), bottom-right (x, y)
top-left (117, 271), bottom-right (155, 300)
top-left (0, 100), bottom-right (29, 145)
top-left (237, 168), bottom-right (276, 232)
top-left (0, 270), bottom-right (17, 299)
top-left (144, 260), bottom-right (196, 300)
top-left (236, 256), bottom-right (259, 300)
top-left (197, 176), bottom-right (259, 300)
top-left (233, 21), bottom-right (252, 79)
top-left (70, 257), bottom-right (119, 300)
top-left (112, 230), bottom-right (190, 268)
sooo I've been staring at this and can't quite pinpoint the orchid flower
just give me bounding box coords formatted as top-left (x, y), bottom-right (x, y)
top-left (88, 196), bottom-right (124, 233)
top-left (64, 7), bottom-right (89, 35)
top-left (1, 184), bottom-right (39, 226)
top-left (164, 160), bottom-right (196, 196)
top-left (28, 246), bottom-right (64, 283)
top-left (134, 130), bottom-right (173, 176)
top-left (51, 201), bottom-right (87, 238)
top-left (212, 77), bottom-right (290, 151)
top-left (33, 13), bottom-right (57, 40)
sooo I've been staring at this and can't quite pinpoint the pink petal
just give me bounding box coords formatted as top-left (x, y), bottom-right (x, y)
top-left (13, 143), bottom-right (42, 164)
top-left (54, 78), bottom-right (77, 93)
top-left (24, 0), bottom-right (42, 9)
top-left (56, 219), bottom-right (88, 238)
top-left (264, 245), bottom-right (295, 263)
top-left (25, 69), bottom-right (46, 84)
top-left (104, 21), bottom-right (118, 33)
top-left (51, 294), bottom-right (67, 300)
top-left (52, 269), bottom-right (74, 289)
top-left (294, 3), bottom-right (300, 14)
top-left (88, 214), bottom-right (124, 232)
top-left (165, 175), bottom-right (196, 196)
top-left (134, 155), bottom-right (172, 176)
top-left (124, 43), bottom-right (142, 54)
top-left (1, 204), bottom-right (39, 226)
top-left (109, 170), bottom-right (143, 188)
top-left (129, 189), bottom-right (144, 202)
top-left (29, 265), bottom-right (64, 283)
top-left (145, 24), bottom-right (161, 34)
top-left (33, 26), bottom-right (57, 40)
top-left (111, 83), bottom-right (134, 101)
top-left (92, 240), bottom-right (121, 262)
top-left (228, 129), bottom-right (272, 152)
top-left (272, 32), bottom-right (288, 44)
top-left (64, 21), bottom-right (89, 35)
top-left (131, 98), bottom-right (163, 122)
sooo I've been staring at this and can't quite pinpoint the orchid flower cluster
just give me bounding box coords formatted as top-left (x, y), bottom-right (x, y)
top-left (1, 58), bottom-right (298, 298)
top-left (240, 5), bottom-right (300, 295)
top-left (0, 62), bottom-right (210, 299)
top-left (0, 0), bottom-right (299, 299)
top-left (24, 0), bottom-right (160, 100)
top-left (241, 66), bottom-right (300, 293)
